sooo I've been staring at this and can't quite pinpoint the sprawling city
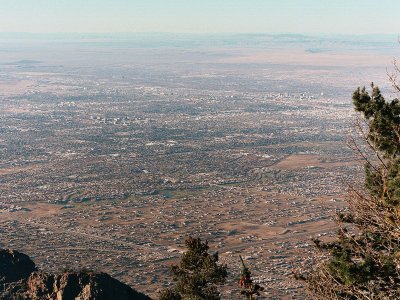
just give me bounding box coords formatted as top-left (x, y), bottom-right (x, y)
top-left (0, 29), bottom-right (399, 299)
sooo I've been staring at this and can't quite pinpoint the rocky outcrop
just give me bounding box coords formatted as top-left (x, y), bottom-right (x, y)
top-left (0, 249), bottom-right (36, 283)
top-left (27, 271), bottom-right (151, 300)
top-left (0, 248), bottom-right (151, 300)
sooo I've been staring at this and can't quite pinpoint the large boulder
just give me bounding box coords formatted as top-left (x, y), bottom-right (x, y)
top-left (0, 249), bottom-right (36, 283)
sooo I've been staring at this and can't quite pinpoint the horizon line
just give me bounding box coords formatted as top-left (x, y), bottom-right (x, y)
top-left (0, 31), bottom-right (398, 37)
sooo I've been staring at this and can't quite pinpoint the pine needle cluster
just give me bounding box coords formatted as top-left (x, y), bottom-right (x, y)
top-left (300, 83), bottom-right (400, 299)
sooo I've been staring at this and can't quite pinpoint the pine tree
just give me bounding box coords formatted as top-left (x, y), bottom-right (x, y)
top-left (299, 83), bottom-right (400, 299)
top-left (160, 237), bottom-right (227, 300)
top-left (238, 255), bottom-right (264, 299)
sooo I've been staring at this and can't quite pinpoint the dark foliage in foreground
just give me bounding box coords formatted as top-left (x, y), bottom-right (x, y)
top-left (159, 237), bottom-right (227, 300)
top-left (299, 83), bottom-right (400, 299)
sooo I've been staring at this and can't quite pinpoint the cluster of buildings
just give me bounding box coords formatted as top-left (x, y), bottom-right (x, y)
top-left (0, 53), bottom-right (360, 298)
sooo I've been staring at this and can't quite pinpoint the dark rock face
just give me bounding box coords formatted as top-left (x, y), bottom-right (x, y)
top-left (27, 271), bottom-right (152, 300)
top-left (0, 249), bottom-right (151, 300)
top-left (26, 272), bottom-right (55, 299)
top-left (0, 249), bottom-right (36, 283)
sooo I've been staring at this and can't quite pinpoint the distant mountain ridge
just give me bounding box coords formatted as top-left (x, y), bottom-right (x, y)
top-left (0, 32), bottom-right (397, 51)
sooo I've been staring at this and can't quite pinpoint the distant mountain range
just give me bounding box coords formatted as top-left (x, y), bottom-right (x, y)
top-left (0, 32), bottom-right (397, 52)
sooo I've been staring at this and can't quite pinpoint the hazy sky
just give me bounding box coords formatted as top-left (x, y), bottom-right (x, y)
top-left (1, 0), bottom-right (400, 34)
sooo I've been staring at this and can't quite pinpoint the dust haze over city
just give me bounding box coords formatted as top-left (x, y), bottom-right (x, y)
top-left (1, 1), bottom-right (400, 299)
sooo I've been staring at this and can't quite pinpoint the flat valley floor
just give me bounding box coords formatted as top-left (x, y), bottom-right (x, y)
top-left (0, 34), bottom-right (397, 298)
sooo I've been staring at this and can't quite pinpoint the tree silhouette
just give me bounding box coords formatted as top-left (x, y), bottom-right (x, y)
top-left (160, 237), bottom-right (227, 300)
